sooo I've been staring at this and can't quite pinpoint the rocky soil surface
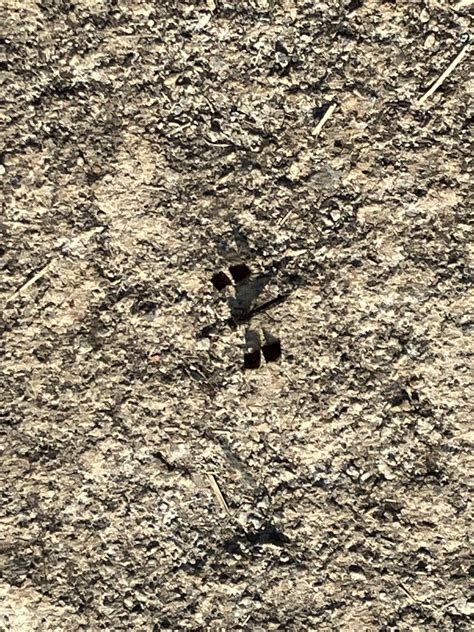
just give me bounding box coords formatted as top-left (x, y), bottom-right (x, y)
top-left (1, 0), bottom-right (473, 630)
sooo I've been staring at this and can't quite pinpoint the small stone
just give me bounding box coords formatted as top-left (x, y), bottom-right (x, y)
top-left (424, 34), bottom-right (436, 49)
top-left (420, 8), bottom-right (430, 22)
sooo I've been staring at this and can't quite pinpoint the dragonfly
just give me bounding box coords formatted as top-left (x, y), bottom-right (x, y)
top-left (211, 262), bottom-right (284, 369)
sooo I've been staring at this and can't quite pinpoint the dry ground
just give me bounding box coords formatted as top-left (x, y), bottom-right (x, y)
top-left (1, 0), bottom-right (473, 630)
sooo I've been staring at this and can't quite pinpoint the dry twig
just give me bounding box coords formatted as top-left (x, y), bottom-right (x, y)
top-left (312, 103), bottom-right (337, 137)
top-left (418, 44), bottom-right (470, 106)
top-left (278, 209), bottom-right (293, 226)
top-left (206, 473), bottom-right (231, 516)
top-left (6, 261), bottom-right (53, 304)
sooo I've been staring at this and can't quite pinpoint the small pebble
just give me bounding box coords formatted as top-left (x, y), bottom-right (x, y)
top-left (424, 34), bottom-right (436, 49)
top-left (420, 8), bottom-right (430, 23)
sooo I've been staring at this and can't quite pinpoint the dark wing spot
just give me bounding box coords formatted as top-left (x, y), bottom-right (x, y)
top-left (229, 263), bottom-right (252, 283)
top-left (262, 329), bottom-right (281, 363)
top-left (244, 349), bottom-right (261, 369)
top-left (211, 271), bottom-right (232, 291)
top-left (262, 340), bottom-right (281, 363)
top-left (244, 329), bottom-right (261, 369)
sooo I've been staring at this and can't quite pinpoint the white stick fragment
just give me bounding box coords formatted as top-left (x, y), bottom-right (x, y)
top-left (312, 103), bottom-right (337, 137)
top-left (207, 473), bottom-right (231, 516)
top-left (278, 209), bottom-right (293, 226)
top-left (6, 261), bottom-right (53, 304)
top-left (417, 44), bottom-right (470, 106)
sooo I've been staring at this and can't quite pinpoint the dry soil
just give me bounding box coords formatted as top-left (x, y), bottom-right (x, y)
top-left (1, 1), bottom-right (473, 630)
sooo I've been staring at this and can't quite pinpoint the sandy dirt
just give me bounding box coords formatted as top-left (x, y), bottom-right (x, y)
top-left (1, 0), bottom-right (473, 630)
